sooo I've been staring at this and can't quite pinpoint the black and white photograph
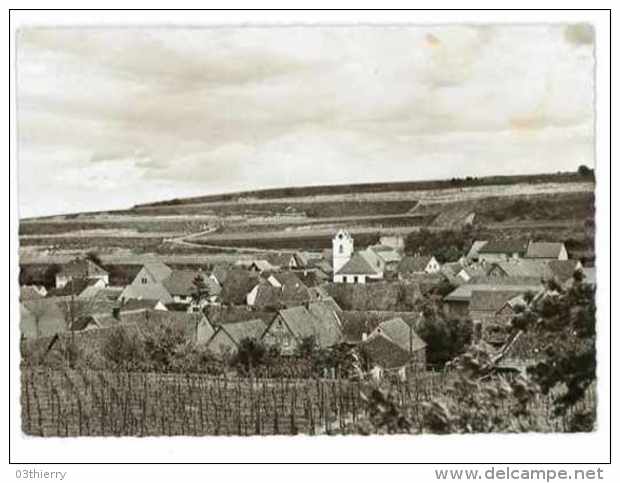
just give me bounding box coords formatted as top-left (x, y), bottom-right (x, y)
top-left (8, 8), bottom-right (614, 471)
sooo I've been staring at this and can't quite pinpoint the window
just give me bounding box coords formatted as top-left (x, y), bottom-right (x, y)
top-left (353, 276), bottom-right (358, 283)
top-left (141, 277), bottom-right (148, 284)
top-left (339, 244), bottom-right (344, 254)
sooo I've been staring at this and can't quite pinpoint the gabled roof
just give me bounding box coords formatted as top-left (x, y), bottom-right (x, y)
top-left (470, 290), bottom-right (528, 312)
top-left (369, 245), bottom-right (402, 263)
top-left (162, 270), bottom-right (221, 297)
top-left (142, 261), bottom-right (173, 282)
top-left (218, 318), bottom-right (267, 345)
top-left (478, 240), bottom-right (528, 255)
top-left (397, 255), bottom-right (435, 273)
top-left (252, 274), bottom-right (311, 309)
top-left (444, 280), bottom-right (543, 303)
top-left (205, 305), bottom-right (275, 327)
top-left (371, 317), bottom-right (426, 353)
top-left (120, 282), bottom-right (174, 304)
top-left (336, 252), bottom-right (378, 276)
top-left (47, 278), bottom-right (100, 297)
top-left (265, 253), bottom-right (296, 267)
top-left (525, 242), bottom-right (566, 259)
top-left (58, 258), bottom-right (108, 278)
top-left (276, 305), bottom-right (342, 348)
top-left (249, 260), bottom-right (279, 272)
top-left (220, 269), bottom-right (259, 305)
top-left (120, 299), bottom-right (166, 313)
top-left (361, 332), bottom-right (415, 370)
top-left (488, 260), bottom-right (550, 278)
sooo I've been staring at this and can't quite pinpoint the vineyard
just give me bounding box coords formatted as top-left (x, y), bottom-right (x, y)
top-left (20, 368), bottom-right (595, 436)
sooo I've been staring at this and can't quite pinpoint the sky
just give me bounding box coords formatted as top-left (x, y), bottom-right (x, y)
top-left (17, 24), bottom-right (595, 218)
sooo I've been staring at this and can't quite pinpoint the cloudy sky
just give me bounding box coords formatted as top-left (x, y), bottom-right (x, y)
top-left (17, 24), bottom-right (594, 218)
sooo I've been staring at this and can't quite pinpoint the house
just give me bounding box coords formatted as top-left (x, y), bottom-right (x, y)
top-left (206, 319), bottom-right (268, 355)
top-left (204, 305), bottom-right (275, 328)
top-left (247, 260), bottom-right (279, 273)
top-left (365, 245), bottom-right (402, 272)
top-left (119, 298), bottom-right (168, 314)
top-left (55, 258), bottom-right (109, 288)
top-left (360, 317), bottom-right (426, 378)
top-left (476, 240), bottom-right (528, 263)
top-left (118, 261), bottom-right (174, 303)
top-left (547, 260), bottom-right (583, 285)
top-left (220, 269), bottom-right (260, 305)
top-left (162, 270), bottom-right (221, 307)
top-left (246, 272), bottom-right (311, 309)
top-left (525, 242), bottom-right (568, 261)
top-left (331, 230), bottom-right (385, 284)
top-left (262, 305), bottom-right (343, 354)
top-left (73, 309), bottom-right (215, 344)
top-left (485, 259), bottom-right (550, 279)
top-left (333, 252), bottom-right (381, 284)
top-left (443, 278), bottom-right (542, 318)
top-left (47, 277), bottom-right (106, 298)
top-left (469, 289), bottom-right (529, 326)
top-left (397, 255), bottom-right (441, 278)
top-left (265, 252), bottom-right (299, 269)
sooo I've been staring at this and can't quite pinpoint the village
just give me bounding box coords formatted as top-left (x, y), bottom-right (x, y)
top-left (19, 227), bottom-right (596, 382)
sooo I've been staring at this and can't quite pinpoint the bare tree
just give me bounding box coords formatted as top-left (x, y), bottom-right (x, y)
top-left (23, 299), bottom-right (50, 338)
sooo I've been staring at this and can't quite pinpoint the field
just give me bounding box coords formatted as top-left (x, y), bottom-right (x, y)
top-left (18, 175), bottom-right (595, 263)
top-left (21, 368), bottom-right (595, 436)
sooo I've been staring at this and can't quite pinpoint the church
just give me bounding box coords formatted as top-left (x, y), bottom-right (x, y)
top-left (331, 229), bottom-right (402, 284)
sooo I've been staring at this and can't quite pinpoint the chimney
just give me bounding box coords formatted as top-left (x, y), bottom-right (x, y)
top-left (362, 332), bottom-right (367, 341)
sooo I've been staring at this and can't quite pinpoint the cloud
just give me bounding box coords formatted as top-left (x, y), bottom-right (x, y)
top-left (17, 25), bottom-right (594, 217)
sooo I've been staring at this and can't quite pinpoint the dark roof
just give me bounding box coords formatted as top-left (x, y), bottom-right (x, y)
top-left (397, 255), bottom-right (434, 273)
top-left (444, 280), bottom-right (543, 303)
top-left (47, 278), bottom-right (100, 297)
top-left (336, 252), bottom-right (377, 275)
top-left (162, 270), bottom-right (221, 297)
top-left (525, 242), bottom-right (566, 259)
top-left (205, 305), bottom-right (275, 326)
top-left (361, 333), bottom-right (415, 369)
top-left (469, 290), bottom-right (528, 312)
top-left (265, 253), bottom-right (296, 267)
top-left (478, 240), bottom-right (528, 254)
top-left (219, 319), bottom-right (267, 344)
top-left (371, 317), bottom-right (426, 353)
top-left (220, 269), bottom-right (259, 305)
top-left (488, 260), bottom-right (550, 278)
top-left (277, 305), bottom-right (342, 348)
top-left (59, 258), bottom-right (108, 278)
top-left (120, 299), bottom-right (165, 312)
top-left (340, 311), bottom-right (421, 344)
top-left (251, 278), bottom-right (311, 309)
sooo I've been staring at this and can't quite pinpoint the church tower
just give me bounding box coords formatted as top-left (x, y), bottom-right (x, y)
top-left (332, 229), bottom-right (354, 274)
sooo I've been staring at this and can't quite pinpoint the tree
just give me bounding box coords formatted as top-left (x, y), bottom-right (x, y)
top-left (415, 317), bottom-right (473, 367)
top-left (191, 273), bottom-right (212, 310)
top-left (512, 273), bottom-right (596, 428)
top-left (233, 338), bottom-right (267, 375)
top-left (577, 164), bottom-right (594, 178)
